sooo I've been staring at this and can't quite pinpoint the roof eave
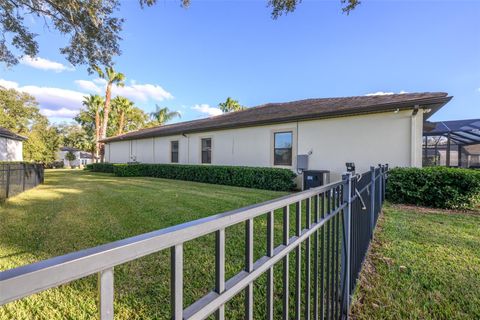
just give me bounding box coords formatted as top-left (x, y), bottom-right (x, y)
top-left (100, 95), bottom-right (452, 143)
top-left (0, 133), bottom-right (27, 141)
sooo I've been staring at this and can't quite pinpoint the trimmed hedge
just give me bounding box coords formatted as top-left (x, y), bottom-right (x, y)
top-left (110, 163), bottom-right (297, 191)
top-left (85, 163), bottom-right (115, 173)
top-left (386, 167), bottom-right (480, 209)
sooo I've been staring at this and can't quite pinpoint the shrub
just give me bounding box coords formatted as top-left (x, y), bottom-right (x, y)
top-left (85, 163), bottom-right (115, 173)
top-left (44, 161), bottom-right (64, 169)
top-left (113, 163), bottom-right (297, 191)
top-left (386, 167), bottom-right (480, 209)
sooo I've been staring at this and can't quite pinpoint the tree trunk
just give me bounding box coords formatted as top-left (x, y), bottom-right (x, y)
top-left (100, 84), bottom-right (112, 163)
top-left (95, 109), bottom-right (100, 161)
top-left (118, 111), bottom-right (125, 135)
top-left (100, 84), bottom-right (112, 140)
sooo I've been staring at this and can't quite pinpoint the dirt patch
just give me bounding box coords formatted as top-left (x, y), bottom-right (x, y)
top-left (349, 213), bottom-right (386, 319)
top-left (391, 204), bottom-right (480, 216)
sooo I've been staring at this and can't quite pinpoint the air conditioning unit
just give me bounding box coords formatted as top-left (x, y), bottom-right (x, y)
top-left (303, 170), bottom-right (330, 190)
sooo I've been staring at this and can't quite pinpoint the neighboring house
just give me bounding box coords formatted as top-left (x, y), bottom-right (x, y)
top-left (57, 147), bottom-right (96, 167)
top-left (463, 144), bottom-right (480, 168)
top-left (0, 127), bottom-right (25, 161)
top-left (101, 92), bottom-right (452, 181)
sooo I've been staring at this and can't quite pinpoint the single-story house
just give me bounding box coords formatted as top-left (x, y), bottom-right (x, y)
top-left (101, 92), bottom-right (452, 182)
top-left (463, 144), bottom-right (480, 168)
top-left (57, 147), bottom-right (96, 168)
top-left (0, 127), bottom-right (25, 161)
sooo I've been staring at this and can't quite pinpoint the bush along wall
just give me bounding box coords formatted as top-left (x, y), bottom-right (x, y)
top-left (85, 163), bottom-right (115, 173)
top-left (112, 164), bottom-right (297, 191)
top-left (386, 167), bottom-right (480, 209)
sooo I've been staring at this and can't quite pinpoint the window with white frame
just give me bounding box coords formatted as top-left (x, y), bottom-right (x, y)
top-left (274, 131), bottom-right (293, 166)
top-left (201, 138), bottom-right (212, 164)
top-left (171, 141), bottom-right (179, 163)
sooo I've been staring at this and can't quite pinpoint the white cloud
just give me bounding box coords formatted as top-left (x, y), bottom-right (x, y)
top-left (74, 80), bottom-right (101, 93)
top-left (365, 90), bottom-right (408, 96)
top-left (192, 104), bottom-right (223, 117)
top-left (0, 79), bottom-right (19, 89)
top-left (40, 108), bottom-right (79, 118)
top-left (20, 56), bottom-right (74, 73)
top-left (21, 85), bottom-right (85, 110)
top-left (365, 91), bottom-right (394, 96)
top-left (0, 78), bottom-right (87, 119)
top-left (75, 79), bottom-right (173, 102)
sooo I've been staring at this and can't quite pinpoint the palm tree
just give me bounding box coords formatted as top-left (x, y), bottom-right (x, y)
top-left (218, 97), bottom-right (245, 113)
top-left (112, 96), bottom-right (134, 135)
top-left (82, 94), bottom-right (104, 160)
top-left (94, 66), bottom-right (126, 140)
top-left (149, 105), bottom-right (181, 126)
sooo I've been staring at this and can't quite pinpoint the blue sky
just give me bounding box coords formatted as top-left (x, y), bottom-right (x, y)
top-left (1, 0), bottom-right (479, 124)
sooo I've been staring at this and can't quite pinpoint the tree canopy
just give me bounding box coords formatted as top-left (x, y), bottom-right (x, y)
top-left (148, 105), bottom-right (181, 127)
top-left (218, 97), bottom-right (245, 113)
top-left (57, 123), bottom-right (94, 153)
top-left (1, 0), bottom-right (359, 69)
top-left (75, 95), bottom-right (148, 141)
top-left (0, 86), bottom-right (60, 163)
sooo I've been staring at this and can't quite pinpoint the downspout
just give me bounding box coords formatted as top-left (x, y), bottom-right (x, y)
top-left (152, 137), bottom-right (155, 163)
top-left (296, 121), bottom-right (299, 169)
top-left (182, 133), bottom-right (189, 164)
top-left (410, 105), bottom-right (420, 167)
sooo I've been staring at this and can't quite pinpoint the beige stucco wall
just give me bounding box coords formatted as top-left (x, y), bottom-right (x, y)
top-left (298, 110), bottom-right (423, 180)
top-left (0, 137), bottom-right (23, 161)
top-left (105, 109), bottom-right (423, 181)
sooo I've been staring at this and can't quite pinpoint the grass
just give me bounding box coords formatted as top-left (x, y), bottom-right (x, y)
top-left (350, 204), bottom-right (480, 320)
top-left (1, 169), bottom-right (298, 319)
top-left (3, 170), bottom-right (479, 319)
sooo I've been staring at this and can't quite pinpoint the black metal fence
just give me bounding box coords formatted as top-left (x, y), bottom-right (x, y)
top-left (0, 163), bottom-right (44, 200)
top-left (0, 164), bottom-right (387, 319)
top-left (343, 164), bottom-right (387, 314)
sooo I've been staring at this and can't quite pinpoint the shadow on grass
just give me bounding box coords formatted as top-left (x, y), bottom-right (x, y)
top-left (1, 170), bottom-right (298, 319)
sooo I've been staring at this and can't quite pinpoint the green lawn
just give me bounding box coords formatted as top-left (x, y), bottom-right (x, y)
top-left (350, 204), bottom-right (480, 320)
top-left (0, 169), bottom-right (294, 319)
top-left (3, 170), bottom-right (479, 319)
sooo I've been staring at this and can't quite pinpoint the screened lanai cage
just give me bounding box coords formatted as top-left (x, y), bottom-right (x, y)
top-left (423, 119), bottom-right (480, 168)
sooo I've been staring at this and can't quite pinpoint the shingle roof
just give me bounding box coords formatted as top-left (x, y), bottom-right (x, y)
top-left (79, 152), bottom-right (95, 159)
top-left (464, 144), bottom-right (480, 155)
top-left (0, 127), bottom-right (27, 141)
top-left (60, 146), bottom-right (80, 152)
top-left (101, 92), bottom-right (451, 143)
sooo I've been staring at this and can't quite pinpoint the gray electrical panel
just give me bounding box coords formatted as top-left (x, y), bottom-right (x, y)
top-left (297, 154), bottom-right (308, 171)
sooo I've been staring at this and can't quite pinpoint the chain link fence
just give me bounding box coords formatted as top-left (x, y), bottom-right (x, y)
top-left (0, 163), bottom-right (44, 201)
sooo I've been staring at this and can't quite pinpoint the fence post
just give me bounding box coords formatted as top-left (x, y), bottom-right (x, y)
top-left (383, 164), bottom-right (388, 201)
top-left (341, 172), bottom-right (352, 319)
top-left (5, 164), bottom-right (11, 199)
top-left (378, 164), bottom-right (382, 208)
top-left (369, 166), bottom-right (375, 237)
top-left (98, 267), bottom-right (114, 320)
top-left (22, 163), bottom-right (26, 191)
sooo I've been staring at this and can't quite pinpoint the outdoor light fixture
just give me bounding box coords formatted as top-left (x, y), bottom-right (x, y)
top-left (424, 108), bottom-right (432, 113)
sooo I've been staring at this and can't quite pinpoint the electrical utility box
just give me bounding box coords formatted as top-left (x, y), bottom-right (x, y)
top-left (297, 155), bottom-right (309, 171)
top-left (303, 170), bottom-right (330, 190)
